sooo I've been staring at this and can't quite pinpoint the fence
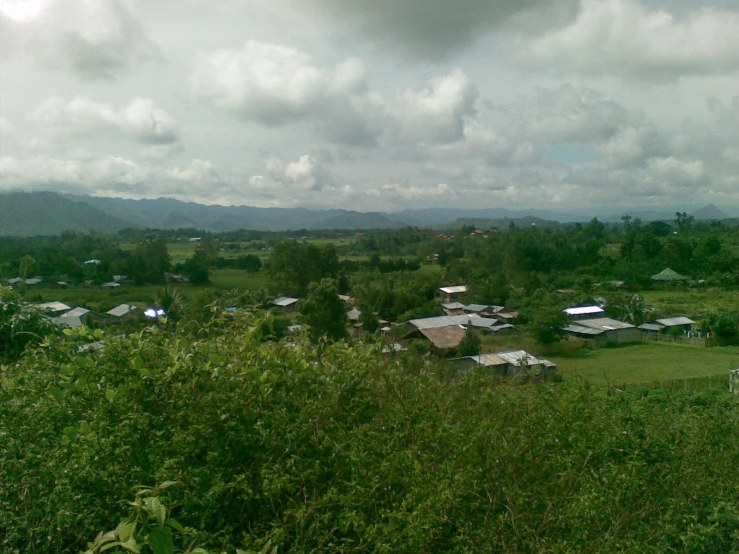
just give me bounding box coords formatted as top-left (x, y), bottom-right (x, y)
top-left (642, 332), bottom-right (708, 347)
top-left (614, 373), bottom-right (730, 392)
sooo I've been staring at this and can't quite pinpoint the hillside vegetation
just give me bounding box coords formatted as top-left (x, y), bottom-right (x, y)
top-left (4, 311), bottom-right (739, 553)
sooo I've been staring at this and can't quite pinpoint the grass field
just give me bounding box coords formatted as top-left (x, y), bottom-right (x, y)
top-left (548, 341), bottom-right (739, 386)
top-left (642, 288), bottom-right (739, 317)
top-left (209, 269), bottom-right (268, 290)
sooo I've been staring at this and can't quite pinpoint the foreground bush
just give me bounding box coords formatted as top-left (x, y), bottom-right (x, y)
top-left (3, 314), bottom-right (739, 552)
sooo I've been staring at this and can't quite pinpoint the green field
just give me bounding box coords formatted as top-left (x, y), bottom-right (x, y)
top-left (548, 341), bottom-right (739, 386)
top-left (209, 269), bottom-right (268, 290)
top-left (642, 288), bottom-right (739, 317)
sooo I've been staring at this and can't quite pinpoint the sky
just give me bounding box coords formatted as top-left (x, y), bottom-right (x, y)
top-left (0, 0), bottom-right (738, 214)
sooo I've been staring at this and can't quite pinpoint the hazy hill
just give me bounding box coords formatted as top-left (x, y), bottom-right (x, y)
top-left (0, 192), bottom-right (130, 236)
top-left (442, 216), bottom-right (561, 230)
top-left (4, 191), bottom-right (728, 236)
top-left (692, 204), bottom-right (728, 220)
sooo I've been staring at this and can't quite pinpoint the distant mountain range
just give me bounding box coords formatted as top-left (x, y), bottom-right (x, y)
top-left (0, 191), bottom-right (732, 236)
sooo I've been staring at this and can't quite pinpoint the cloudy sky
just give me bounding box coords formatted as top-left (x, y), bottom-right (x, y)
top-left (0, 0), bottom-right (738, 213)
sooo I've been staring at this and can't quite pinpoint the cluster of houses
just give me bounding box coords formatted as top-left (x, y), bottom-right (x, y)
top-left (34, 300), bottom-right (163, 329)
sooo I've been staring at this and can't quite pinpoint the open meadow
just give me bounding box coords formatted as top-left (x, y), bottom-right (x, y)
top-left (548, 341), bottom-right (739, 386)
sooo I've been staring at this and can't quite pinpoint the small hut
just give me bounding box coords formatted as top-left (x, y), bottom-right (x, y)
top-left (651, 268), bottom-right (688, 283)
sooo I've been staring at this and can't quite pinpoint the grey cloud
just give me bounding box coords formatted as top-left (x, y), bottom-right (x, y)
top-left (304, 0), bottom-right (579, 60)
top-left (61, 1), bottom-right (161, 80)
top-left (508, 0), bottom-right (739, 81)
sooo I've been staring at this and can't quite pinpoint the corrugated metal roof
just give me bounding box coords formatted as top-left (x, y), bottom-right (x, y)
top-left (55, 315), bottom-right (83, 328)
top-left (464, 304), bottom-right (488, 312)
top-left (655, 317), bottom-right (695, 327)
top-left (410, 314), bottom-right (481, 330)
top-left (37, 301), bottom-right (71, 313)
top-left (346, 308), bottom-right (362, 321)
top-left (463, 350), bottom-right (556, 369)
top-left (419, 325), bottom-right (467, 349)
top-left (564, 324), bottom-right (605, 336)
top-left (639, 323), bottom-right (662, 331)
top-left (468, 318), bottom-right (499, 329)
top-left (273, 297), bottom-right (298, 307)
top-left (576, 318), bottom-right (636, 331)
top-left (442, 302), bottom-right (466, 310)
top-left (439, 285), bottom-right (467, 294)
top-left (66, 307), bottom-right (90, 318)
top-left (107, 304), bottom-right (134, 317)
top-left (564, 306), bottom-right (604, 316)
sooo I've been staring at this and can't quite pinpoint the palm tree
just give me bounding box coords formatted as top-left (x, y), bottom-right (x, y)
top-left (156, 287), bottom-right (183, 320)
top-left (620, 294), bottom-right (652, 325)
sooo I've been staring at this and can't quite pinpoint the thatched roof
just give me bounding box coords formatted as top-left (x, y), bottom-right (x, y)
top-left (419, 325), bottom-right (467, 350)
top-left (651, 268), bottom-right (688, 282)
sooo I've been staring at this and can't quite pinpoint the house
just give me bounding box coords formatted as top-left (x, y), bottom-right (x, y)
top-left (272, 297), bottom-right (299, 310)
top-left (62, 307), bottom-right (91, 326)
top-left (346, 308), bottom-right (362, 321)
top-left (84, 259), bottom-right (101, 265)
top-left (418, 325), bottom-right (468, 350)
top-left (102, 282), bottom-right (121, 289)
top-left (25, 277), bottom-right (42, 286)
top-left (651, 317), bottom-right (695, 333)
top-left (442, 302), bottom-right (466, 316)
top-left (436, 285), bottom-right (467, 303)
top-left (37, 301), bottom-right (72, 314)
top-left (451, 350), bottom-right (557, 379)
top-left (564, 306), bottom-right (605, 319)
top-left (338, 294), bottom-right (355, 304)
top-left (495, 311), bottom-right (519, 324)
top-left (54, 314), bottom-right (84, 328)
top-left (564, 317), bottom-right (640, 346)
top-left (7, 277), bottom-right (22, 286)
top-left (113, 275), bottom-right (128, 283)
top-left (106, 304), bottom-right (137, 320)
top-left (463, 303), bottom-right (493, 315)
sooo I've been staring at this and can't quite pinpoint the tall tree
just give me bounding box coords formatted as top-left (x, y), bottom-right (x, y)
top-left (300, 278), bottom-right (347, 342)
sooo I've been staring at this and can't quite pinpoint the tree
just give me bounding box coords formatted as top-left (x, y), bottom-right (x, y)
top-left (300, 278), bottom-right (347, 342)
top-left (702, 310), bottom-right (739, 341)
top-left (620, 294), bottom-right (652, 326)
top-left (457, 328), bottom-right (481, 357)
top-left (521, 292), bottom-right (569, 346)
top-left (267, 241), bottom-right (340, 297)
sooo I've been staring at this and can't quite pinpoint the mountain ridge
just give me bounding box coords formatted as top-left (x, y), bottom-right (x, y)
top-left (0, 191), bottom-right (730, 235)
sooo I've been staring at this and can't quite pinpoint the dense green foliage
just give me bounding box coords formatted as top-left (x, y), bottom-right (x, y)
top-left (4, 313), bottom-right (739, 552)
top-left (0, 287), bottom-right (60, 362)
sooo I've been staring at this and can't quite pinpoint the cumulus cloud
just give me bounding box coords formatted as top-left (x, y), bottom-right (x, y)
top-left (265, 154), bottom-right (333, 191)
top-left (59, 0), bottom-right (161, 80)
top-left (31, 96), bottom-right (179, 145)
top-left (0, 153), bottom-right (228, 201)
top-left (391, 69), bottom-right (478, 144)
top-left (191, 41), bottom-right (480, 148)
top-left (508, 0), bottom-right (739, 81)
top-left (303, 0), bottom-right (579, 60)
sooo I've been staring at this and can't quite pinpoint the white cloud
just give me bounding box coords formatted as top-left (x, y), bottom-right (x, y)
top-left (265, 154), bottom-right (332, 191)
top-left (391, 69), bottom-right (478, 144)
top-left (166, 159), bottom-right (220, 183)
top-left (509, 0), bottom-right (739, 81)
top-left (32, 96), bottom-right (179, 145)
top-left (191, 42), bottom-right (479, 148)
